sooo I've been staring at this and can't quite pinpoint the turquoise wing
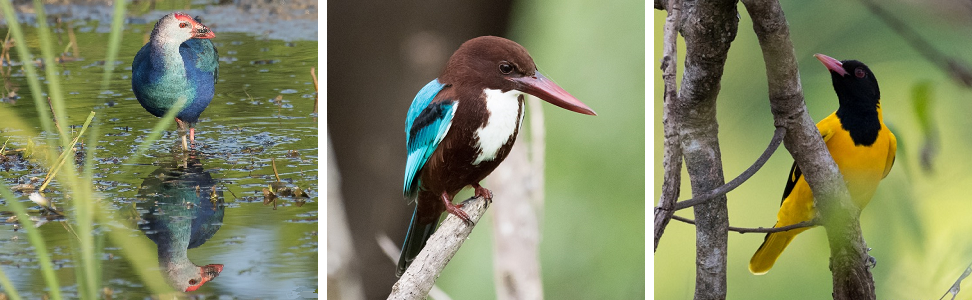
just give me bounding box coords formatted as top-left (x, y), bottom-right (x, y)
top-left (404, 79), bottom-right (453, 202)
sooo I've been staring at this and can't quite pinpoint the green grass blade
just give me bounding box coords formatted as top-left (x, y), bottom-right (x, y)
top-left (0, 186), bottom-right (62, 300)
top-left (96, 203), bottom-right (173, 295)
top-left (0, 264), bottom-right (23, 300)
top-left (123, 97), bottom-right (186, 168)
top-left (38, 112), bottom-right (96, 192)
top-left (101, 0), bottom-right (128, 90)
top-left (0, 0), bottom-right (57, 149)
top-left (30, 0), bottom-right (69, 148)
top-left (72, 112), bottom-right (99, 299)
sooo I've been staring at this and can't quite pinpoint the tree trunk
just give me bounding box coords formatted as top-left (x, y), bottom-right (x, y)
top-left (674, 0), bottom-right (739, 299)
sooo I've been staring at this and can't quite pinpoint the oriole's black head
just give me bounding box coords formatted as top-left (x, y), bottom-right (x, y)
top-left (815, 53), bottom-right (882, 146)
top-left (815, 53), bottom-right (880, 110)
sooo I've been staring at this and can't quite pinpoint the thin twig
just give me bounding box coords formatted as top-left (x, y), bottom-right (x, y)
top-left (67, 22), bottom-right (78, 58)
top-left (939, 261), bottom-right (972, 300)
top-left (39, 111), bottom-right (96, 192)
top-left (670, 215), bottom-right (816, 234)
top-left (653, 0), bottom-right (683, 252)
top-left (858, 0), bottom-right (972, 87)
top-left (271, 157), bottom-right (281, 182)
top-left (673, 126), bottom-right (785, 211)
top-left (47, 97), bottom-right (63, 136)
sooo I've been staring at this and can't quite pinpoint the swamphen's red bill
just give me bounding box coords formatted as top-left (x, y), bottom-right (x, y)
top-left (172, 12), bottom-right (215, 39)
top-left (185, 263), bottom-right (223, 292)
top-left (132, 12), bottom-right (219, 149)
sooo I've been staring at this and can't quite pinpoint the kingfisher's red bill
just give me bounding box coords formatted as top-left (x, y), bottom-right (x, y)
top-left (396, 36), bottom-right (595, 277)
top-left (511, 72), bottom-right (596, 115)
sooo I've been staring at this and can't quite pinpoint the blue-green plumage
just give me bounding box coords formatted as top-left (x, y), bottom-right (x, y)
top-left (395, 36), bottom-right (596, 277)
top-left (136, 152), bottom-right (224, 292)
top-left (399, 79), bottom-right (456, 276)
top-left (132, 13), bottom-right (217, 147)
top-left (133, 38), bottom-right (218, 124)
top-left (403, 79), bottom-right (453, 201)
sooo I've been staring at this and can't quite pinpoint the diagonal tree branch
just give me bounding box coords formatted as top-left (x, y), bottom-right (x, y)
top-left (654, 0), bottom-right (683, 253)
top-left (741, 0), bottom-right (875, 299)
top-left (657, 126), bottom-right (784, 251)
top-left (375, 235), bottom-right (453, 300)
top-left (388, 196), bottom-right (489, 300)
top-left (673, 126), bottom-right (785, 211)
top-left (857, 0), bottom-right (972, 87)
top-left (939, 261), bottom-right (972, 300)
top-left (673, 0), bottom-right (738, 299)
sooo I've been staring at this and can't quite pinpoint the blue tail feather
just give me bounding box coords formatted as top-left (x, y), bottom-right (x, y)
top-left (397, 207), bottom-right (437, 277)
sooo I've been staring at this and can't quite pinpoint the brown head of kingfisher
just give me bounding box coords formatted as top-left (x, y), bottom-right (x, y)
top-left (397, 36), bottom-right (596, 276)
top-left (748, 54), bottom-right (897, 275)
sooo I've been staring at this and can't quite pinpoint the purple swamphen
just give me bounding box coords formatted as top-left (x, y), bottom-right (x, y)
top-left (132, 13), bottom-right (218, 149)
top-left (137, 153), bottom-right (225, 292)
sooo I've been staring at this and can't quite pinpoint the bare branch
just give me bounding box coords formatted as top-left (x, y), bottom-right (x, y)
top-left (388, 196), bottom-right (489, 300)
top-left (858, 0), bottom-right (972, 87)
top-left (327, 138), bottom-right (366, 300)
top-left (670, 215), bottom-right (816, 234)
top-left (939, 261), bottom-right (972, 300)
top-left (653, 0), bottom-right (683, 253)
top-left (673, 126), bottom-right (785, 211)
top-left (489, 137), bottom-right (543, 300)
top-left (375, 235), bottom-right (452, 300)
top-left (654, 126), bottom-right (786, 236)
top-left (742, 0), bottom-right (874, 298)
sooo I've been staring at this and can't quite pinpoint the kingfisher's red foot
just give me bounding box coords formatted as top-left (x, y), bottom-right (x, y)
top-left (441, 191), bottom-right (474, 226)
top-left (472, 183), bottom-right (493, 202)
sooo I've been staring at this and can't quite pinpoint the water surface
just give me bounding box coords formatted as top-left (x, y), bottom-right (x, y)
top-left (0, 12), bottom-right (318, 299)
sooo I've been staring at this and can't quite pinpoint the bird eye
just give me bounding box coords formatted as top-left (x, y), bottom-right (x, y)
top-left (855, 68), bottom-right (865, 78)
top-left (179, 23), bottom-right (189, 28)
top-left (189, 279), bottom-right (198, 285)
top-left (499, 62), bottom-right (513, 74)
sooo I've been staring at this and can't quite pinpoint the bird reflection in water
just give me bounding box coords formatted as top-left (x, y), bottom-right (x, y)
top-left (136, 151), bottom-right (224, 292)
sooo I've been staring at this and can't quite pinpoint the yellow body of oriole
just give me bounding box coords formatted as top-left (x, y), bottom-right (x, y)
top-left (749, 54), bottom-right (897, 275)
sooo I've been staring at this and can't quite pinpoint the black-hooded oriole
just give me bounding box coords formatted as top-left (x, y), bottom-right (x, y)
top-left (749, 53), bottom-right (897, 275)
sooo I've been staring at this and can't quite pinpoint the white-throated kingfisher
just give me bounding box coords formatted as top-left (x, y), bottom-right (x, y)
top-left (397, 36), bottom-right (596, 276)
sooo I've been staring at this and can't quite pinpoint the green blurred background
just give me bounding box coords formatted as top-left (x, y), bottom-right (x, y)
top-left (328, 0), bottom-right (644, 298)
top-left (654, 0), bottom-right (972, 298)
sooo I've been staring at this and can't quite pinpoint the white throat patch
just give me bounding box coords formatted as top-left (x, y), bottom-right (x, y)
top-left (472, 89), bottom-right (524, 165)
